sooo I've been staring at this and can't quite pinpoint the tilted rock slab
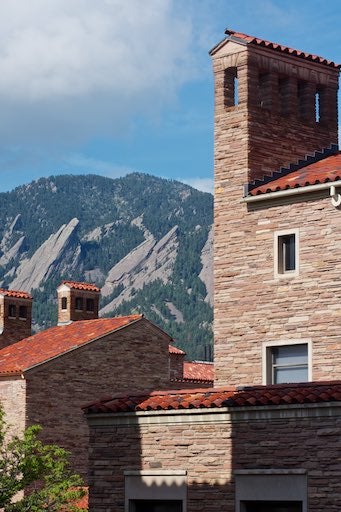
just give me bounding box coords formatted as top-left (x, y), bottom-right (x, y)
top-left (10, 218), bottom-right (80, 292)
top-left (100, 225), bottom-right (179, 313)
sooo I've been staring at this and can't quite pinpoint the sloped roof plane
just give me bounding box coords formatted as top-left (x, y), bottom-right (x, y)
top-left (0, 315), bottom-right (143, 375)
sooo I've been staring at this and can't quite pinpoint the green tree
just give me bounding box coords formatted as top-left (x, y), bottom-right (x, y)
top-left (0, 408), bottom-right (86, 512)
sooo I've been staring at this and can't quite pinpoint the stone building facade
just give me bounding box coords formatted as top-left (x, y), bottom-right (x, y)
top-left (0, 280), bottom-right (212, 480)
top-left (84, 30), bottom-right (341, 512)
top-left (212, 29), bottom-right (340, 387)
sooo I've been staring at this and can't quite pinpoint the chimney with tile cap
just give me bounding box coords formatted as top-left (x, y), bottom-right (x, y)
top-left (0, 288), bottom-right (33, 349)
top-left (57, 281), bottom-right (100, 325)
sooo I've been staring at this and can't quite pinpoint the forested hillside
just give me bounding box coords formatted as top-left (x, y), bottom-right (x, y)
top-left (0, 173), bottom-right (213, 359)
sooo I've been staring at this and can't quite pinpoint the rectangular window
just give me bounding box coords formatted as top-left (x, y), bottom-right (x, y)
top-left (129, 500), bottom-right (182, 512)
top-left (8, 304), bottom-right (16, 318)
top-left (86, 298), bottom-right (95, 312)
top-left (279, 234), bottom-right (295, 272)
top-left (125, 470), bottom-right (186, 512)
top-left (235, 471), bottom-right (307, 512)
top-left (263, 340), bottom-right (311, 385)
top-left (259, 72), bottom-right (271, 110)
top-left (19, 305), bottom-right (27, 319)
top-left (270, 344), bottom-right (308, 384)
top-left (61, 297), bottom-right (67, 310)
top-left (224, 67), bottom-right (238, 108)
top-left (75, 297), bottom-right (83, 310)
top-left (278, 76), bottom-right (289, 115)
top-left (242, 501), bottom-right (302, 512)
top-left (274, 230), bottom-right (299, 278)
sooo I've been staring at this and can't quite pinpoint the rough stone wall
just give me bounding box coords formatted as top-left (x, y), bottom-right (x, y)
top-left (212, 39), bottom-right (341, 386)
top-left (88, 415), bottom-right (234, 511)
top-left (214, 191), bottom-right (341, 386)
top-left (247, 46), bottom-right (339, 182)
top-left (0, 376), bottom-right (26, 437)
top-left (0, 297), bottom-right (32, 348)
top-left (25, 319), bottom-right (170, 479)
top-left (87, 405), bottom-right (341, 512)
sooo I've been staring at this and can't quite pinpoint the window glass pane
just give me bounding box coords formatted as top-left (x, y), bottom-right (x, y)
top-left (273, 345), bottom-right (307, 365)
top-left (283, 235), bottom-right (295, 271)
top-left (274, 366), bottom-right (308, 384)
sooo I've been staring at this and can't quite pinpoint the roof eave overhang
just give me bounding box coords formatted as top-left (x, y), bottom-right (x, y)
top-left (243, 179), bottom-right (341, 203)
top-left (84, 401), bottom-right (341, 427)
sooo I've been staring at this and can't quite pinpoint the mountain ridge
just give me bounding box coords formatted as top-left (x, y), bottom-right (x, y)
top-left (0, 173), bottom-right (213, 359)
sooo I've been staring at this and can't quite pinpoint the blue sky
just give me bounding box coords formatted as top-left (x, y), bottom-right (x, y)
top-left (0, 0), bottom-right (340, 193)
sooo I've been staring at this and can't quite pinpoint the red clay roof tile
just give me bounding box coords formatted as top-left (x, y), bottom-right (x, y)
top-left (61, 280), bottom-right (100, 292)
top-left (0, 288), bottom-right (32, 299)
top-left (83, 381), bottom-right (341, 414)
top-left (224, 29), bottom-right (340, 68)
top-left (250, 153), bottom-right (341, 195)
top-left (168, 345), bottom-right (186, 355)
top-left (0, 315), bottom-right (142, 374)
top-left (183, 361), bottom-right (214, 382)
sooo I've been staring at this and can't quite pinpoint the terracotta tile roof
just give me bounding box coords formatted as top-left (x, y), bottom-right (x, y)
top-left (61, 280), bottom-right (100, 292)
top-left (168, 345), bottom-right (186, 355)
top-left (83, 381), bottom-right (341, 414)
top-left (183, 361), bottom-right (214, 382)
top-left (0, 288), bottom-right (32, 299)
top-left (224, 29), bottom-right (340, 68)
top-left (0, 315), bottom-right (142, 374)
top-left (250, 152), bottom-right (341, 195)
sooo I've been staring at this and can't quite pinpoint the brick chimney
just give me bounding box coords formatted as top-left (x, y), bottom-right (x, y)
top-left (169, 344), bottom-right (186, 380)
top-left (0, 288), bottom-right (33, 349)
top-left (57, 281), bottom-right (101, 325)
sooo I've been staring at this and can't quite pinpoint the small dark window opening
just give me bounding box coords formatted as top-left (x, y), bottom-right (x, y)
top-left (242, 500), bottom-right (302, 512)
top-left (61, 297), bottom-right (67, 310)
top-left (130, 500), bottom-right (183, 512)
top-left (297, 80), bottom-right (308, 118)
top-left (258, 72), bottom-right (271, 110)
top-left (278, 234), bottom-right (296, 273)
top-left (8, 304), bottom-right (16, 318)
top-left (86, 298), bottom-right (94, 312)
top-left (75, 297), bottom-right (83, 310)
top-left (278, 76), bottom-right (289, 115)
top-left (19, 305), bottom-right (27, 319)
top-left (224, 67), bottom-right (238, 108)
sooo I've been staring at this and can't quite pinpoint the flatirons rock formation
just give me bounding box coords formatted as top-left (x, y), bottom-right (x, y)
top-left (0, 173), bottom-right (213, 359)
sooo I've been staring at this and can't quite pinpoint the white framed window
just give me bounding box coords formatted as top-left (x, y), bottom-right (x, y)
top-left (235, 470), bottom-right (307, 512)
top-left (274, 229), bottom-right (299, 278)
top-left (125, 470), bottom-right (186, 512)
top-left (262, 340), bottom-right (312, 385)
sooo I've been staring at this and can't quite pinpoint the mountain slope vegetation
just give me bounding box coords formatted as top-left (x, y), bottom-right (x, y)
top-left (0, 173), bottom-right (213, 359)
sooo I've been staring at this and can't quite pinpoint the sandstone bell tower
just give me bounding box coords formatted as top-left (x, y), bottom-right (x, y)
top-left (211, 30), bottom-right (340, 386)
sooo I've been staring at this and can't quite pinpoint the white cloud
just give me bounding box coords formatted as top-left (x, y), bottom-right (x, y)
top-left (0, 0), bottom-right (199, 145)
top-left (181, 177), bottom-right (214, 194)
top-left (64, 153), bottom-right (136, 178)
